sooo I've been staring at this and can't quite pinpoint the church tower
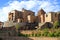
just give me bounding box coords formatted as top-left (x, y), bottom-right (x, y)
top-left (38, 8), bottom-right (46, 23)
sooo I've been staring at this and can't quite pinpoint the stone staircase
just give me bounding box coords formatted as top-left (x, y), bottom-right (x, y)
top-left (38, 22), bottom-right (46, 29)
top-left (37, 22), bottom-right (53, 29)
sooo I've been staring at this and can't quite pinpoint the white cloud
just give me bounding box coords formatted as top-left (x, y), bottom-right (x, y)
top-left (0, 0), bottom-right (60, 22)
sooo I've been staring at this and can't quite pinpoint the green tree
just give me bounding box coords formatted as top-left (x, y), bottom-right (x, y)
top-left (15, 23), bottom-right (20, 30)
top-left (15, 23), bottom-right (21, 36)
top-left (53, 21), bottom-right (60, 29)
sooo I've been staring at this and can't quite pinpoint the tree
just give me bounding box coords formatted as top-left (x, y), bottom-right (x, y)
top-left (53, 21), bottom-right (60, 28)
top-left (15, 23), bottom-right (20, 30)
top-left (15, 23), bottom-right (21, 35)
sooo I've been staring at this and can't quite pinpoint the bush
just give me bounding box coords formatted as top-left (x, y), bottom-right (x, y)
top-left (15, 23), bottom-right (20, 30)
top-left (31, 33), bottom-right (34, 37)
top-left (54, 31), bottom-right (60, 37)
top-left (41, 28), bottom-right (49, 36)
top-left (53, 21), bottom-right (60, 29)
top-left (18, 29), bottom-right (60, 37)
top-left (37, 34), bottom-right (41, 37)
top-left (48, 32), bottom-right (55, 37)
top-left (43, 31), bottom-right (49, 37)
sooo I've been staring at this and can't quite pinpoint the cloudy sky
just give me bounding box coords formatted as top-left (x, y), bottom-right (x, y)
top-left (0, 0), bottom-right (60, 22)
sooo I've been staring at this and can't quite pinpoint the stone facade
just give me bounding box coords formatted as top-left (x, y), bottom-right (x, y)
top-left (37, 9), bottom-right (60, 23)
top-left (45, 12), bottom-right (55, 22)
top-left (22, 8), bottom-right (35, 23)
top-left (8, 8), bottom-right (35, 23)
top-left (9, 8), bottom-right (60, 24)
top-left (37, 9), bottom-right (60, 29)
top-left (37, 8), bottom-right (46, 23)
top-left (27, 15), bottom-right (35, 23)
top-left (8, 8), bottom-right (60, 29)
top-left (45, 12), bottom-right (60, 23)
top-left (8, 10), bottom-right (23, 22)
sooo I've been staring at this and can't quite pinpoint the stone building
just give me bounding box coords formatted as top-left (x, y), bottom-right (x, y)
top-left (22, 8), bottom-right (35, 23)
top-left (45, 12), bottom-right (60, 23)
top-left (45, 12), bottom-right (56, 22)
top-left (37, 8), bottom-right (46, 23)
top-left (37, 9), bottom-right (60, 29)
top-left (37, 9), bottom-right (60, 23)
top-left (8, 10), bottom-right (23, 22)
top-left (8, 8), bottom-right (35, 23)
top-left (7, 8), bottom-right (60, 29)
top-left (56, 12), bottom-right (60, 21)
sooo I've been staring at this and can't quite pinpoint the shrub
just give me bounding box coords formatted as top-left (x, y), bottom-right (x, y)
top-left (53, 21), bottom-right (60, 29)
top-left (37, 34), bottom-right (41, 37)
top-left (33, 33), bottom-right (36, 37)
top-left (43, 31), bottom-right (49, 37)
top-left (41, 28), bottom-right (49, 36)
top-left (32, 33), bottom-right (34, 37)
top-left (15, 23), bottom-right (20, 30)
top-left (54, 31), bottom-right (60, 37)
top-left (18, 29), bottom-right (60, 37)
top-left (48, 32), bottom-right (55, 37)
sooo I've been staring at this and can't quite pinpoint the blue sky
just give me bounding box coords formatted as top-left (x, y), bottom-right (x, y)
top-left (0, 0), bottom-right (60, 22)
